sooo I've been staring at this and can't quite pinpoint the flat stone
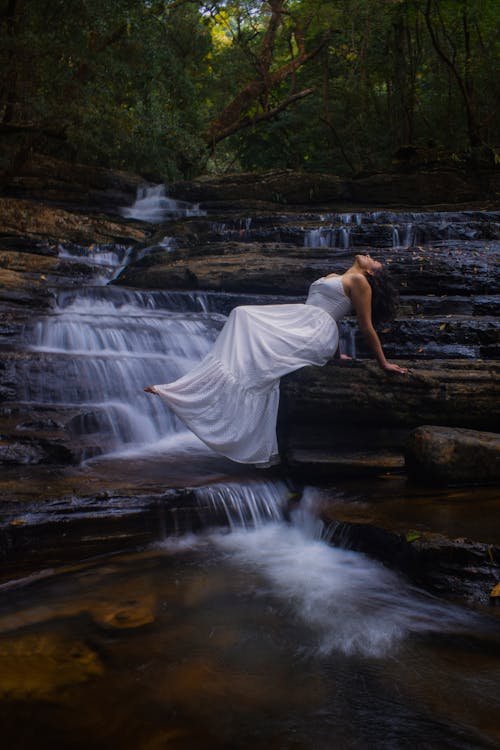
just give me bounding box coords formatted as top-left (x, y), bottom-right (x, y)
top-left (405, 425), bottom-right (500, 485)
top-left (282, 360), bottom-right (500, 439)
top-left (287, 449), bottom-right (405, 479)
top-left (114, 241), bottom-right (500, 297)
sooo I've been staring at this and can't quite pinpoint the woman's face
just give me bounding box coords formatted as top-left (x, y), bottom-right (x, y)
top-left (355, 253), bottom-right (383, 275)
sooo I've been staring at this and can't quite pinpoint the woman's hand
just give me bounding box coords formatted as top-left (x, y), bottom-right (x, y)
top-left (383, 362), bottom-right (408, 374)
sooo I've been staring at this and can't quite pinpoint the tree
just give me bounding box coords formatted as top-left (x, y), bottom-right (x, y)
top-left (0, 0), bottom-right (212, 183)
top-left (0, 0), bottom-right (498, 182)
top-left (203, 0), bottom-right (338, 148)
top-left (419, 0), bottom-right (498, 150)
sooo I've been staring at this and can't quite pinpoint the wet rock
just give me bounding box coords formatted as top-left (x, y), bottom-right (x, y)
top-left (0, 436), bottom-right (74, 465)
top-left (0, 247), bottom-right (59, 275)
top-left (405, 425), bottom-right (500, 485)
top-left (0, 633), bottom-right (102, 699)
top-left (280, 360), bottom-right (500, 477)
top-left (115, 240), bottom-right (500, 298)
top-left (409, 531), bottom-right (500, 603)
top-left (0, 197), bottom-right (147, 244)
top-left (9, 153), bottom-right (144, 214)
top-left (0, 267), bottom-right (53, 307)
top-left (169, 169), bottom-right (347, 206)
top-left (167, 169), bottom-right (499, 207)
top-left (323, 518), bottom-right (500, 604)
top-left (286, 449), bottom-right (405, 479)
top-left (283, 360), bottom-right (500, 432)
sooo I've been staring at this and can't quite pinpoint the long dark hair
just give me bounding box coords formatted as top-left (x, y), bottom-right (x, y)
top-left (366, 266), bottom-right (400, 324)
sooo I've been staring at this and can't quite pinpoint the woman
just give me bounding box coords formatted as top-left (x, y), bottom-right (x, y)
top-left (145, 254), bottom-right (407, 465)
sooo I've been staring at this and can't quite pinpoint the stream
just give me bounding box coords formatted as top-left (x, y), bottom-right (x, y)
top-left (1, 188), bottom-right (499, 749)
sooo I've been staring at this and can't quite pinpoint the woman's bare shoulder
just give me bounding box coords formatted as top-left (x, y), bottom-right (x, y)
top-left (342, 272), bottom-right (370, 291)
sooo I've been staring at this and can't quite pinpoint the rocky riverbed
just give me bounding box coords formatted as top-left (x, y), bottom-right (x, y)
top-left (1, 155), bottom-right (499, 604)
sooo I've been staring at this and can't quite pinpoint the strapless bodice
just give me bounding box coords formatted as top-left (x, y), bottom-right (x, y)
top-left (305, 276), bottom-right (352, 322)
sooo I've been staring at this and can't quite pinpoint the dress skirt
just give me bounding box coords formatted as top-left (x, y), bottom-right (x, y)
top-left (153, 303), bottom-right (339, 465)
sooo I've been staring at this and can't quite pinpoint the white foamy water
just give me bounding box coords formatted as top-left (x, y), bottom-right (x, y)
top-left (21, 289), bottom-right (225, 458)
top-left (58, 243), bottom-right (134, 284)
top-left (167, 482), bottom-right (478, 659)
top-left (195, 479), bottom-right (289, 527)
top-left (213, 519), bottom-right (476, 658)
top-left (121, 184), bottom-right (205, 223)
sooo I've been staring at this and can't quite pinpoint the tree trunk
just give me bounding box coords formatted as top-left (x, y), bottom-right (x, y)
top-left (204, 1), bottom-right (337, 147)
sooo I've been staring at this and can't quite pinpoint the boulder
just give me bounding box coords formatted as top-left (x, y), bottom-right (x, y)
top-left (405, 425), bottom-right (500, 485)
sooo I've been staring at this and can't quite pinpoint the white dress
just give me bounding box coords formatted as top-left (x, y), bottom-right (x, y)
top-left (153, 276), bottom-right (353, 465)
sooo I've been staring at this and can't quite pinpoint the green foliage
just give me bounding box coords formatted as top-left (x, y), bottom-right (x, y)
top-left (1, 0), bottom-right (498, 179)
top-left (0, 0), bottom-right (212, 178)
top-left (231, 0), bottom-right (500, 174)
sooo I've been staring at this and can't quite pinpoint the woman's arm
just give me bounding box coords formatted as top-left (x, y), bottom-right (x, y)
top-left (347, 274), bottom-right (407, 374)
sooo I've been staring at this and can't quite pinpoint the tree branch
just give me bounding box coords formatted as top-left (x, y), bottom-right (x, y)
top-left (205, 23), bottom-right (338, 146)
top-left (215, 87), bottom-right (315, 142)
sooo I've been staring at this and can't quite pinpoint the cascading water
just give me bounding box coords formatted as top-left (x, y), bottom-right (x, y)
top-left (120, 184), bottom-right (205, 222)
top-left (10, 191), bottom-right (224, 461)
top-left (157, 482), bottom-right (482, 659)
top-left (22, 286), bottom-right (225, 459)
top-left (3, 196), bottom-right (500, 750)
top-left (57, 243), bottom-right (134, 284)
top-left (302, 210), bottom-right (499, 249)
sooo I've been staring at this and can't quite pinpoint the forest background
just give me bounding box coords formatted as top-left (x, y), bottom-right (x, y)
top-left (1, 0), bottom-right (499, 185)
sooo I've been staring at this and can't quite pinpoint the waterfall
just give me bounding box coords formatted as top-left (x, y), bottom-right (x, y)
top-left (304, 226), bottom-right (351, 248)
top-left (58, 243), bottom-right (134, 284)
top-left (21, 286), bottom-right (225, 459)
top-left (14, 206), bottom-right (499, 464)
top-left (339, 321), bottom-right (357, 358)
top-left (120, 184), bottom-right (205, 223)
top-left (194, 479), bottom-right (289, 529)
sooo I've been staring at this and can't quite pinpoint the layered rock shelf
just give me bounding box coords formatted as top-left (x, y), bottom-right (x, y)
top-left (279, 360), bottom-right (499, 478)
top-left (1, 157), bottom-right (499, 603)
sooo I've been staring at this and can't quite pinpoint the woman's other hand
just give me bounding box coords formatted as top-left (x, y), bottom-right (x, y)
top-left (383, 362), bottom-right (408, 374)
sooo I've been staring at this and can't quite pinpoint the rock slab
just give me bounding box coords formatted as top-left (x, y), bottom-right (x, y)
top-left (405, 425), bottom-right (500, 485)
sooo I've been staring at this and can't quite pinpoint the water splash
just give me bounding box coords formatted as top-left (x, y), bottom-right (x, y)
top-left (213, 498), bottom-right (478, 658)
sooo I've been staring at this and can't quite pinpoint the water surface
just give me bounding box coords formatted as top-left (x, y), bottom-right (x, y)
top-left (1, 510), bottom-right (499, 750)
